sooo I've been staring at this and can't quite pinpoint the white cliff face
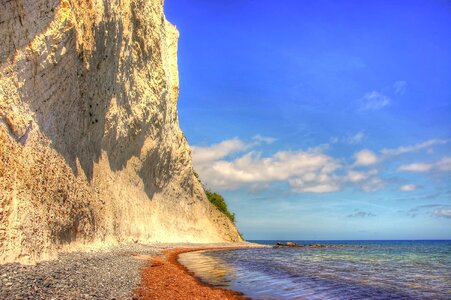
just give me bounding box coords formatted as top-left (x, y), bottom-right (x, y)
top-left (0, 0), bottom-right (242, 264)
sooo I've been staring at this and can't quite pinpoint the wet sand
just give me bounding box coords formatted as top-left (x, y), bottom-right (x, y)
top-left (134, 246), bottom-right (261, 299)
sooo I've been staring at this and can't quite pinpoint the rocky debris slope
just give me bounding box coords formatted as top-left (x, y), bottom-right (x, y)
top-left (0, 0), bottom-right (242, 264)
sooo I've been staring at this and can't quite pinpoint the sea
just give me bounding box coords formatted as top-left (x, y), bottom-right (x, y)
top-left (178, 240), bottom-right (451, 299)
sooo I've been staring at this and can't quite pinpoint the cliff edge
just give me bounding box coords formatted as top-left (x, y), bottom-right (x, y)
top-left (0, 0), bottom-right (242, 264)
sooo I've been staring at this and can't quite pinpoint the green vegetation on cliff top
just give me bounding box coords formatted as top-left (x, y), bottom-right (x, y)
top-left (205, 190), bottom-right (235, 223)
top-left (194, 171), bottom-right (236, 224)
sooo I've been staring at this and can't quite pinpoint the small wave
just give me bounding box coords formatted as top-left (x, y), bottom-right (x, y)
top-left (179, 241), bottom-right (451, 300)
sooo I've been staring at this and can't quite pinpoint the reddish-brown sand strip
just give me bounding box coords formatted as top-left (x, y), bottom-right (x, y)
top-left (134, 246), bottom-right (258, 300)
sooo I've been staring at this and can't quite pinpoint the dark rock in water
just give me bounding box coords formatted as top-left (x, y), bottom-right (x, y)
top-left (308, 244), bottom-right (326, 248)
top-left (274, 242), bottom-right (333, 248)
top-left (274, 241), bottom-right (303, 248)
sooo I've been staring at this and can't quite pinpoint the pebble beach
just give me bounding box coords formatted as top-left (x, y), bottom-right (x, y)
top-left (0, 243), bottom-right (256, 300)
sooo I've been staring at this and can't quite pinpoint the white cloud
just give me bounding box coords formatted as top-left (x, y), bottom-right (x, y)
top-left (345, 170), bottom-right (383, 192)
top-left (193, 138), bottom-right (387, 193)
top-left (329, 136), bottom-right (340, 144)
top-left (437, 156), bottom-right (451, 171)
top-left (354, 149), bottom-right (379, 166)
top-left (397, 156), bottom-right (451, 173)
top-left (191, 138), bottom-right (247, 165)
top-left (361, 177), bottom-right (385, 192)
top-left (351, 139), bottom-right (449, 169)
top-left (393, 81), bottom-right (407, 95)
top-left (329, 131), bottom-right (366, 145)
top-left (330, 131), bottom-right (366, 145)
top-left (432, 208), bottom-right (451, 219)
top-left (252, 134), bottom-right (276, 144)
top-left (360, 91), bottom-right (391, 111)
top-left (398, 163), bottom-right (433, 172)
top-left (402, 204), bottom-right (451, 218)
top-left (344, 169), bottom-right (378, 183)
top-left (345, 171), bottom-right (368, 182)
top-left (302, 184), bottom-right (340, 193)
top-left (289, 174), bottom-right (341, 193)
top-left (358, 81), bottom-right (406, 111)
top-left (347, 132), bottom-right (366, 144)
top-left (400, 184), bottom-right (417, 192)
top-left (381, 139), bottom-right (449, 156)
top-left (194, 148), bottom-right (341, 192)
top-left (192, 137), bottom-right (448, 194)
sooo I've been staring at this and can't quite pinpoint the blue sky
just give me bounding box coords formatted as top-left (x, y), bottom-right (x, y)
top-left (165, 0), bottom-right (451, 240)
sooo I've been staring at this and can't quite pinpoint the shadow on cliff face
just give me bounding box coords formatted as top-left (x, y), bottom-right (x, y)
top-left (17, 20), bottom-right (120, 182)
top-left (51, 208), bottom-right (97, 245)
top-left (0, 0), bottom-right (59, 63)
top-left (11, 0), bottom-right (178, 200)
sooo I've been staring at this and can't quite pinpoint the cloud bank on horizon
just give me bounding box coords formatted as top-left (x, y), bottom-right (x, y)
top-left (192, 137), bottom-right (450, 194)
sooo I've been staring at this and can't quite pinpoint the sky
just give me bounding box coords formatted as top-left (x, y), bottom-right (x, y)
top-left (165, 0), bottom-right (451, 240)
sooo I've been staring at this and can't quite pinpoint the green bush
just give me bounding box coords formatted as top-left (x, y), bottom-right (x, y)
top-left (193, 169), bottom-right (237, 224)
top-left (205, 190), bottom-right (236, 223)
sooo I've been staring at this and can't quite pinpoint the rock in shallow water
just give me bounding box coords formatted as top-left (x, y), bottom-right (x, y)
top-left (274, 241), bottom-right (303, 248)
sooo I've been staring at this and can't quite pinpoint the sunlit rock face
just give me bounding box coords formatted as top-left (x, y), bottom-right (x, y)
top-left (0, 0), bottom-right (241, 264)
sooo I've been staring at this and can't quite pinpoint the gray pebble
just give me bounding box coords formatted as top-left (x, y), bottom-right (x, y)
top-left (0, 244), bottom-right (160, 300)
top-left (0, 242), bottom-right (246, 299)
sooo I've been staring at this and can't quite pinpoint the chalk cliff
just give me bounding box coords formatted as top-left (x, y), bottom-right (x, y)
top-left (0, 0), bottom-right (242, 264)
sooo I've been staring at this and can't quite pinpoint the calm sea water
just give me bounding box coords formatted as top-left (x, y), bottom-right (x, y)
top-left (178, 240), bottom-right (451, 299)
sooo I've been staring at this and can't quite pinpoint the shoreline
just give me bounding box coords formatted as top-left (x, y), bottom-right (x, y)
top-left (0, 242), bottom-right (262, 299)
top-left (134, 245), bottom-right (264, 300)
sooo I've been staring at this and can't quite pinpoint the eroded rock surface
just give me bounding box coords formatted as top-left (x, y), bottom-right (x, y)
top-left (0, 0), bottom-right (242, 264)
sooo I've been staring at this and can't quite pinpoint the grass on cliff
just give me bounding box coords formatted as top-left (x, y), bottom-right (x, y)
top-left (194, 171), bottom-right (236, 224)
top-left (205, 190), bottom-right (236, 223)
